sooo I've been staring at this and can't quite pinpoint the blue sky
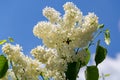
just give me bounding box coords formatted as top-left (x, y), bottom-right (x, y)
top-left (0, 0), bottom-right (120, 80)
top-left (0, 0), bottom-right (120, 56)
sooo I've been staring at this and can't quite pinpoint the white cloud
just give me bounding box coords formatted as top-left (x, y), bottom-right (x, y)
top-left (98, 53), bottom-right (120, 80)
top-left (77, 67), bottom-right (86, 80)
top-left (77, 53), bottom-right (120, 80)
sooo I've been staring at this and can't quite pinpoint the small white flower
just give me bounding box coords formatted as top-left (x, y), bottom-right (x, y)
top-left (43, 7), bottom-right (61, 23)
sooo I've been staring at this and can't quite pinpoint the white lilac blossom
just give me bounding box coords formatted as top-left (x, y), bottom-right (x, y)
top-left (31, 46), bottom-right (67, 79)
top-left (2, 43), bottom-right (44, 80)
top-left (33, 2), bottom-right (98, 62)
top-left (2, 2), bottom-right (99, 80)
top-left (43, 7), bottom-right (61, 23)
top-left (63, 2), bottom-right (83, 28)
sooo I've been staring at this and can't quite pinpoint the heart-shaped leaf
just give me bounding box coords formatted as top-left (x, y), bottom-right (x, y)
top-left (85, 66), bottom-right (99, 80)
top-left (95, 41), bottom-right (107, 66)
top-left (0, 55), bottom-right (8, 78)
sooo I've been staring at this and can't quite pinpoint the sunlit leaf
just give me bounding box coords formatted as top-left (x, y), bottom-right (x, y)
top-left (99, 73), bottom-right (110, 79)
top-left (81, 48), bottom-right (90, 67)
top-left (104, 29), bottom-right (110, 45)
top-left (8, 37), bottom-right (14, 42)
top-left (84, 48), bottom-right (90, 65)
top-left (99, 74), bottom-right (110, 80)
top-left (104, 74), bottom-right (110, 77)
top-left (85, 66), bottom-right (99, 80)
top-left (95, 41), bottom-right (107, 66)
top-left (98, 24), bottom-right (104, 29)
top-left (0, 55), bottom-right (8, 78)
top-left (0, 40), bottom-right (7, 45)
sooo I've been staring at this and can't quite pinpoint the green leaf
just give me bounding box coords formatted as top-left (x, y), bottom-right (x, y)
top-left (81, 48), bottom-right (90, 67)
top-left (104, 74), bottom-right (110, 77)
top-left (65, 48), bottom-right (91, 80)
top-left (95, 41), bottom-right (107, 66)
top-left (65, 62), bottom-right (80, 80)
top-left (98, 24), bottom-right (104, 29)
top-left (0, 55), bottom-right (8, 78)
top-left (104, 29), bottom-right (110, 45)
top-left (84, 48), bottom-right (90, 65)
top-left (8, 37), bottom-right (14, 42)
top-left (85, 66), bottom-right (99, 80)
top-left (99, 74), bottom-right (110, 78)
top-left (0, 40), bottom-right (7, 45)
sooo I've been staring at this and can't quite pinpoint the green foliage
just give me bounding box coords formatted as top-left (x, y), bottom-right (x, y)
top-left (84, 48), bottom-right (90, 65)
top-left (65, 48), bottom-right (90, 80)
top-left (65, 62), bottom-right (80, 80)
top-left (81, 48), bottom-right (90, 67)
top-left (8, 37), bottom-right (14, 42)
top-left (85, 66), bottom-right (99, 80)
top-left (98, 24), bottom-right (104, 29)
top-left (0, 38), bottom-right (13, 79)
top-left (84, 24), bottom-right (110, 80)
top-left (99, 73), bottom-right (110, 79)
top-left (0, 37), bottom-right (14, 45)
top-left (0, 40), bottom-right (7, 45)
top-left (0, 55), bottom-right (8, 78)
top-left (104, 29), bottom-right (110, 45)
top-left (95, 41), bottom-right (107, 66)
top-left (104, 74), bottom-right (110, 77)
